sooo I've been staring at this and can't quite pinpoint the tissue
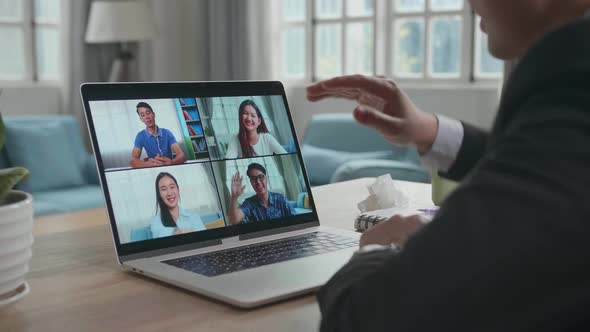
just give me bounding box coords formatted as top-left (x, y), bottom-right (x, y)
top-left (357, 174), bottom-right (409, 213)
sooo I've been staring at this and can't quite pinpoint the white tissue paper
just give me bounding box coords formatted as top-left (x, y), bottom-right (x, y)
top-left (357, 174), bottom-right (409, 213)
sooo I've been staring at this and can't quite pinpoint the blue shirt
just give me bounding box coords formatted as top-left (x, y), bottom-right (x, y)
top-left (150, 207), bottom-right (206, 239)
top-left (240, 192), bottom-right (296, 223)
top-left (134, 127), bottom-right (177, 159)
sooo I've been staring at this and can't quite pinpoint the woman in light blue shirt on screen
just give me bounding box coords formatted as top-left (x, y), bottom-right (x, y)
top-left (150, 172), bottom-right (205, 239)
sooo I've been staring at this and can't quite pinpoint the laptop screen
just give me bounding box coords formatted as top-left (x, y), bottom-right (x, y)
top-left (82, 82), bottom-right (318, 256)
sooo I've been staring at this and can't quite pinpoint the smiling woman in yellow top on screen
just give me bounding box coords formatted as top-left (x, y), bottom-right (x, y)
top-left (224, 99), bottom-right (287, 159)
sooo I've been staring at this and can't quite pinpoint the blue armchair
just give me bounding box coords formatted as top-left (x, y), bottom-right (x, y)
top-left (1, 115), bottom-right (104, 216)
top-left (301, 113), bottom-right (430, 185)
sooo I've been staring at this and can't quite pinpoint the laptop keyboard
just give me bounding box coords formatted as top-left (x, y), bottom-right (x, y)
top-left (163, 232), bottom-right (358, 277)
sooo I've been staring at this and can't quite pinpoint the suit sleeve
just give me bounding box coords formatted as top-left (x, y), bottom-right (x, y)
top-left (317, 93), bottom-right (590, 331)
top-left (439, 122), bottom-right (489, 182)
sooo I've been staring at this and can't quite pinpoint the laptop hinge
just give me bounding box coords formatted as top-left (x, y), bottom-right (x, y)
top-left (238, 221), bottom-right (319, 241)
top-left (119, 238), bottom-right (222, 263)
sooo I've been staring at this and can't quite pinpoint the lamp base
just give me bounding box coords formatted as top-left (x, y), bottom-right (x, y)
top-left (108, 48), bottom-right (134, 82)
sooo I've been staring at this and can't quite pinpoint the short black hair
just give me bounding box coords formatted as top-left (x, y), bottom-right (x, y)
top-left (247, 163), bottom-right (266, 177)
top-left (136, 102), bottom-right (153, 115)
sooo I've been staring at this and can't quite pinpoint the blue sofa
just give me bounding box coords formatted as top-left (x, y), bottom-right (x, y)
top-left (1, 115), bottom-right (104, 216)
top-left (301, 113), bottom-right (430, 185)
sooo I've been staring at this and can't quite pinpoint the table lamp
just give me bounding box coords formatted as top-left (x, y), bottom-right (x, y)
top-left (85, 0), bottom-right (156, 82)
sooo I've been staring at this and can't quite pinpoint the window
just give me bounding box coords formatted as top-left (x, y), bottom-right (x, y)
top-left (393, 0), bottom-right (466, 79)
top-left (0, 0), bottom-right (62, 82)
top-left (274, 0), bottom-right (503, 83)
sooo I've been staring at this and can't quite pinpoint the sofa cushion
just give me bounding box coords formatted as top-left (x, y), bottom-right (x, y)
top-left (294, 208), bottom-right (313, 215)
top-left (330, 159), bottom-right (430, 184)
top-left (303, 193), bottom-right (310, 209)
top-left (83, 154), bottom-right (100, 185)
top-left (130, 226), bottom-right (152, 242)
top-left (4, 119), bottom-right (86, 192)
top-left (201, 211), bottom-right (222, 224)
top-left (301, 144), bottom-right (393, 185)
top-left (31, 199), bottom-right (63, 216)
top-left (32, 185), bottom-right (104, 216)
top-left (297, 192), bottom-right (306, 208)
top-left (303, 113), bottom-right (394, 152)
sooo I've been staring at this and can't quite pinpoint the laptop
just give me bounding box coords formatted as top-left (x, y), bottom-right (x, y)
top-left (80, 81), bottom-right (360, 308)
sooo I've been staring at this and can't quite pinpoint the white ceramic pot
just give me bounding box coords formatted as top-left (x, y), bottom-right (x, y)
top-left (0, 191), bottom-right (33, 305)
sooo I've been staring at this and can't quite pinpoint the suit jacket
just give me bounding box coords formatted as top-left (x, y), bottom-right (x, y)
top-left (317, 17), bottom-right (590, 332)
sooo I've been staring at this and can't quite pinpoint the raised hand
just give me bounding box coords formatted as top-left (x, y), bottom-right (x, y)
top-left (231, 171), bottom-right (245, 198)
top-left (307, 75), bottom-right (438, 154)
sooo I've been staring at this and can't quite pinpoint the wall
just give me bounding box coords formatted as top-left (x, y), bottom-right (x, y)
top-left (286, 84), bottom-right (501, 140)
top-left (1, 85), bottom-right (63, 116)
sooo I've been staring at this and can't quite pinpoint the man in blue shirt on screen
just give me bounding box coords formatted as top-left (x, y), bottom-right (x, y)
top-left (130, 101), bottom-right (185, 168)
top-left (228, 163), bottom-right (296, 225)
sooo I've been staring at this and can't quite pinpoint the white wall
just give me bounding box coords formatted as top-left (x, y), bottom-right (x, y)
top-left (286, 84), bottom-right (501, 140)
top-left (1, 85), bottom-right (63, 116)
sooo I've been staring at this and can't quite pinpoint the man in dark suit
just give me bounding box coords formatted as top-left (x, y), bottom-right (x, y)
top-left (306, 0), bottom-right (590, 331)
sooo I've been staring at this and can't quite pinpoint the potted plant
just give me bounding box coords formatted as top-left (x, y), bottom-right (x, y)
top-left (0, 112), bottom-right (33, 307)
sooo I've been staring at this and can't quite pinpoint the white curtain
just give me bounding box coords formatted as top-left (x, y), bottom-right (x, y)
top-left (66, 0), bottom-right (119, 141)
top-left (274, 154), bottom-right (304, 201)
top-left (204, 0), bottom-right (273, 80)
top-left (106, 163), bottom-right (221, 244)
top-left (265, 96), bottom-right (293, 145)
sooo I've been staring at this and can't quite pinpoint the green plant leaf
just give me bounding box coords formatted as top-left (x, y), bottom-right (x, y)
top-left (0, 167), bottom-right (29, 202)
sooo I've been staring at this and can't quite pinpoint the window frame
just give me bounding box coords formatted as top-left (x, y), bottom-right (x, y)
top-left (473, 15), bottom-right (503, 80)
top-left (0, 0), bottom-right (64, 84)
top-left (387, 1), bottom-right (472, 83)
top-left (310, 0), bottom-right (377, 81)
top-left (273, 0), bottom-right (502, 86)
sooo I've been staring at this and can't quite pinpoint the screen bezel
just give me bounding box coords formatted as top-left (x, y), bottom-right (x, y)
top-left (80, 81), bottom-right (320, 257)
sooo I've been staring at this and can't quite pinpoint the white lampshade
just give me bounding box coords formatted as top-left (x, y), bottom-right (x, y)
top-left (85, 1), bottom-right (156, 43)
